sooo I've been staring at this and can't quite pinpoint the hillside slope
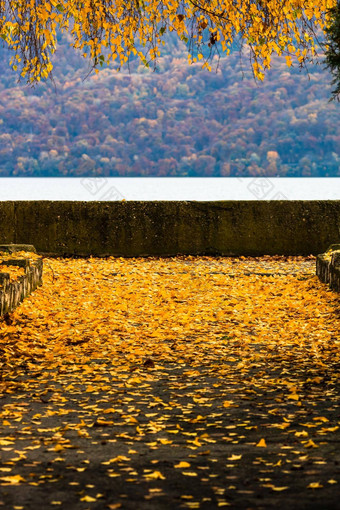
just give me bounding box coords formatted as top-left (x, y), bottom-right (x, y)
top-left (0, 36), bottom-right (338, 177)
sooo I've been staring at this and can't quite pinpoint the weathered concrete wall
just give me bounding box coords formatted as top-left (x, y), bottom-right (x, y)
top-left (0, 201), bottom-right (339, 256)
top-left (316, 244), bottom-right (340, 293)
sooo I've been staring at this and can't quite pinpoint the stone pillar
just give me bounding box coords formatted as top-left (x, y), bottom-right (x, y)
top-left (0, 245), bottom-right (43, 315)
top-left (316, 244), bottom-right (340, 293)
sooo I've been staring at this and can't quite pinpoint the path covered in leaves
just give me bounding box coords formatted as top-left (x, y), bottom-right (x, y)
top-left (0, 256), bottom-right (339, 509)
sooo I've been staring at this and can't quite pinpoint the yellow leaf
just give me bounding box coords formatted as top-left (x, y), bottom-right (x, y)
top-left (174, 461), bottom-right (191, 468)
top-left (0, 440), bottom-right (14, 446)
top-left (144, 470), bottom-right (166, 480)
top-left (102, 456), bottom-right (130, 465)
top-left (126, 376), bottom-right (142, 385)
top-left (158, 439), bottom-right (173, 445)
top-left (285, 56), bottom-right (293, 67)
top-left (190, 415), bottom-right (205, 423)
top-left (271, 486), bottom-right (289, 491)
top-left (96, 419), bottom-right (115, 426)
top-left (223, 401), bottom-right (233, 408)
top-left (295, 430), bottom-right (308, 437)
top-left (307, 482), bottom-right (323, 489)
top-left (227, 454), bottom-right (242, 461)
top-left (277, 422), bottom-right (290, 430)
top-left (304, 440), bottom-right (318, 448)
top-left (256, 438), bottom-right (267, 447)
top-left (191, 437), bottom-right (202, 447)
top-left (80, 495), bottom-right (97, 502)
top-left (313, 416), bottom-right (329, 423)
top-left (182, 471), bottom-right (198, 476)
top-left (125, 416), bottom-right (138, 424)
top-left (0, 475), bottom-right (26, 484)
top-left (321, 426), bottom-right (339, 433)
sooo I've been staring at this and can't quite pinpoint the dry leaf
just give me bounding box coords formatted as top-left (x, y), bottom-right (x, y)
top-left (174, 462), bottom-right (191, 468)
top-left (307, 482), bottom-right (323, 489)
top-left (80, 496), bottom-right (97, 502)
top-left (228, 454), bottom-right (242, 461)
top-left (223, 401), bottom-right (234, 408)
top-left (144, 471), bottom-right (166, 480)
top-left (304, 440), bottom-right (318, 448)
top-left (0, 475), bottom-right (26, 484)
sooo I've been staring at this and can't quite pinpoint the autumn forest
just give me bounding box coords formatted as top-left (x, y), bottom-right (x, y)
top-left (0, 34), bottom-right (339, 178)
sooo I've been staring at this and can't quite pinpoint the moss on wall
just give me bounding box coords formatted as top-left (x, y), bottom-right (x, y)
top-left (0, 200), bottom-right (339, 257)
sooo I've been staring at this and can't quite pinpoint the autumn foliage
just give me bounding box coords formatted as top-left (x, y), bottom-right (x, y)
top-left (0, 0), bottom-right (336, 84)
top-left (0, 36), bottom-right (339, 178)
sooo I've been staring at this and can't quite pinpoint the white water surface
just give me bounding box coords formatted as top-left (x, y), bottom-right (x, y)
top-left (0, 177), bottom-right (339, 201)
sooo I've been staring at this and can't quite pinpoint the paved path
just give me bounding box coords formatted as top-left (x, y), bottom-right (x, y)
top-left (0, 256), bottom-right (339, 509)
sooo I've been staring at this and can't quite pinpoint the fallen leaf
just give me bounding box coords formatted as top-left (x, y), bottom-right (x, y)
top-left (223, 401), bottom-right (233, 408)
top-left (144, 471), bottom-right (166, 480)
top-left (80, 496), bottom-right (97, 502)
top-left (295, 431), bottom-right (308, 437)
top-left (158, 439), bottom-right (173, 445)
top-left (304, 440), bottom-right (318, 448)
top-left (0, 475), bottom-right (26, 484)
top-left (174, 462), bottom-right (191, 468)
top-left (102, 456), bottom-right (130, 465)
top-left (307, 482), bottom-right (323, 489)
top-left (0, 440), bottom-right (14, 446)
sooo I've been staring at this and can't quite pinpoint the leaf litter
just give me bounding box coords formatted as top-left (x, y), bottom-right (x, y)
top-left (0, 255), bottom-right (339, 509)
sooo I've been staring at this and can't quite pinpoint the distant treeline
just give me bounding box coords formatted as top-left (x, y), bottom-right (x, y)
top-left (0, 34), bottom-right (339, 177)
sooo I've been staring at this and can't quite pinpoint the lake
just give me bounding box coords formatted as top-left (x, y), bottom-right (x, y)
top-left (0, 177), bottom-right (339, 201)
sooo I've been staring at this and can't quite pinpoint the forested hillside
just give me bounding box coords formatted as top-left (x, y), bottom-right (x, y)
top-left (0, 34), bottom-right (339, 177)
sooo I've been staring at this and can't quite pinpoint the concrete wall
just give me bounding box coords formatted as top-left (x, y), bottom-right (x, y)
top-left (0, 201), bottom-right (339, 256)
